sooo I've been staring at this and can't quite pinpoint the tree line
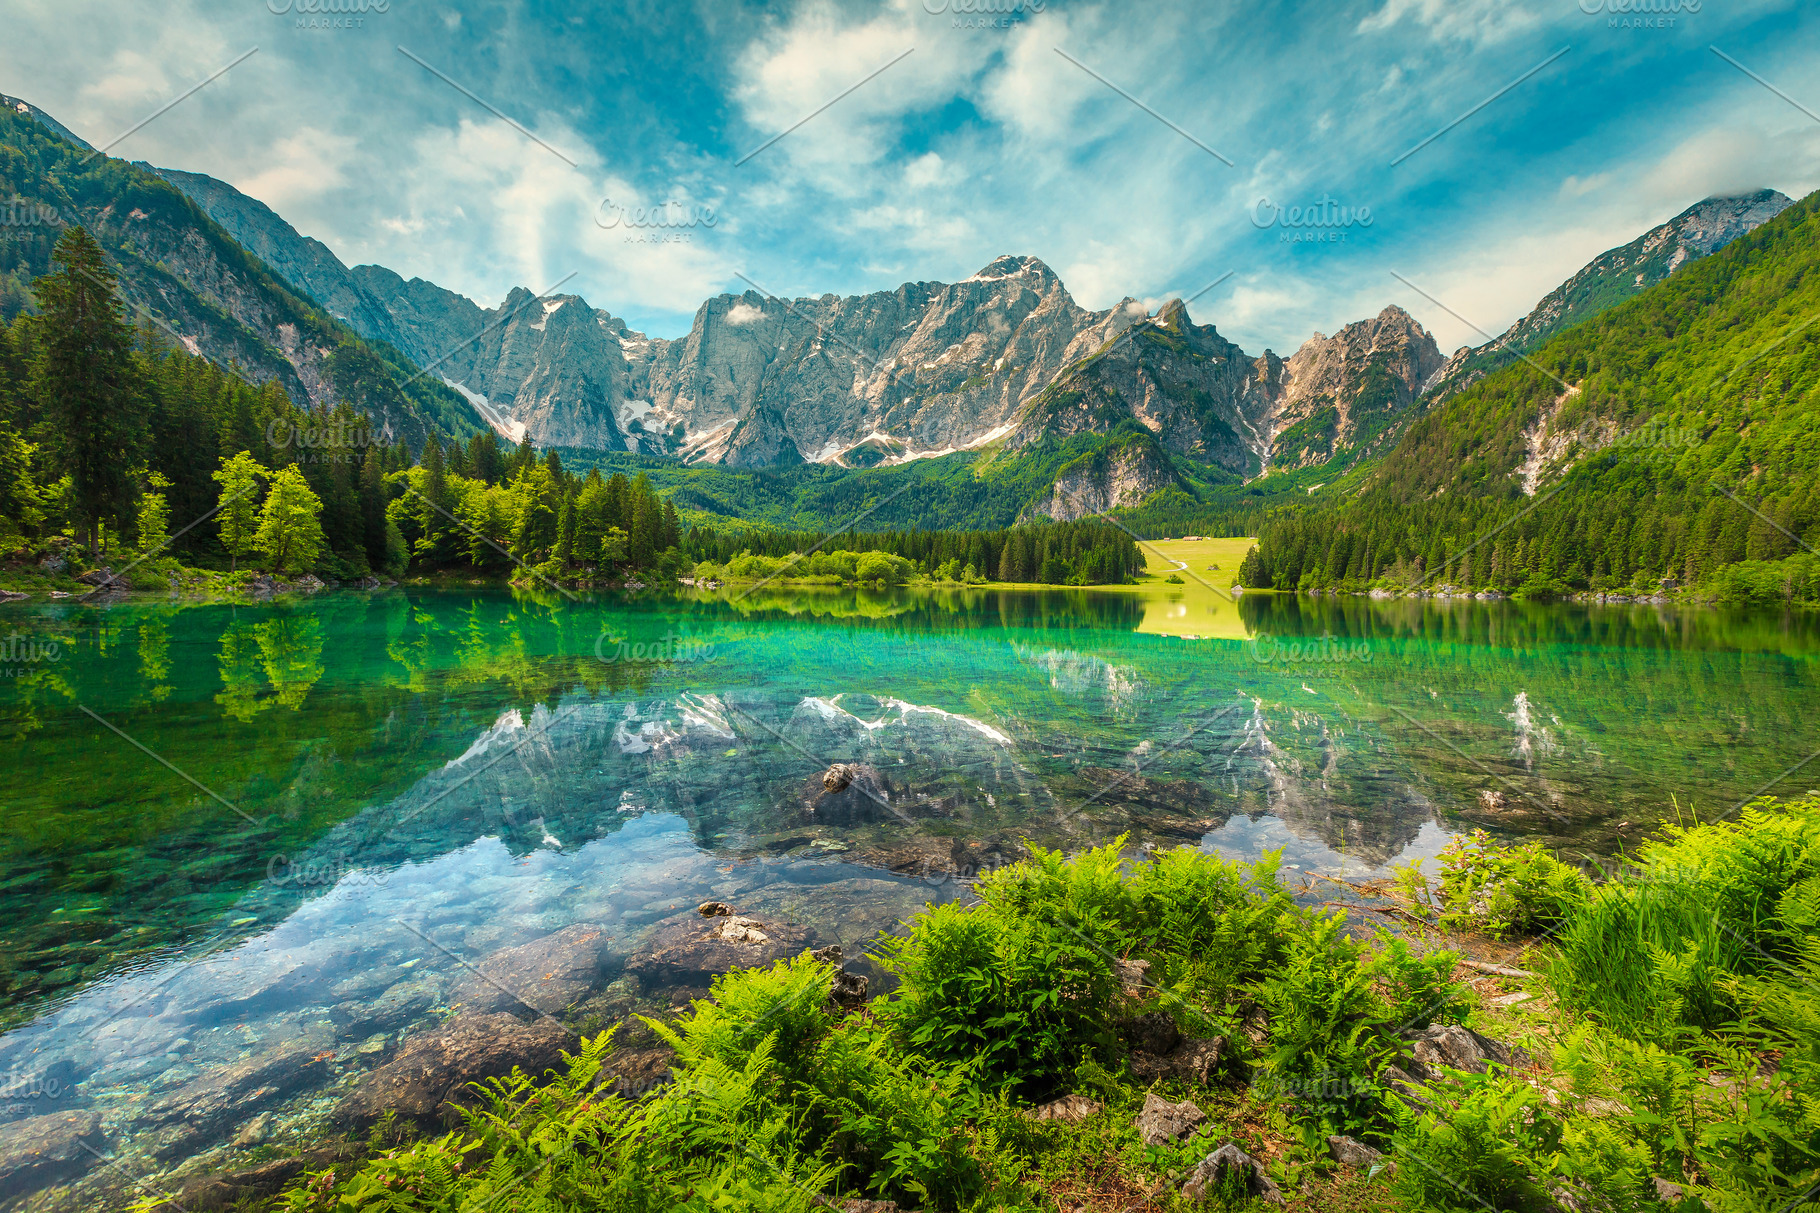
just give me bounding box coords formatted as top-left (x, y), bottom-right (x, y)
top-left (684, 518), bottom-right (1145, 585)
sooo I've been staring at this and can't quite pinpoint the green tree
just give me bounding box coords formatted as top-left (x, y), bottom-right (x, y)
top-left (254, 465), bottom-right (326, 574)
top-left (136, 472), bottom-right (172, 557)
top-left (30, 226), bottom-right (143, 552)
top-left (213, 451), bottom-right (268, 571)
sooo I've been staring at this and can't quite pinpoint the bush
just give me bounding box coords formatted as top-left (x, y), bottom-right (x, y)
top-left (1548, 798), bottom-right (1820, 1040)
top-left (1399, 829), bottom-right (1591, 939)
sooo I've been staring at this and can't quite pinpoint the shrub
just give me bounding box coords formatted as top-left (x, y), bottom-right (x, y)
top-left (1399, 829), bottom-right (1591, 938)
top-left (1548, 798), bottom-right (1820, 1040)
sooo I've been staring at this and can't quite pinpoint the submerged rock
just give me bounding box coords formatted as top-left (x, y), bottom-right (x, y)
top-left (453, 924), bottom-right (608, 1016)
top-left (144, 1041), bottom-right (332, 1147)
top-left (336, 1012), bottom-right (570, 1126)
top-left (623, 911), bottom-right (813, 988)
top-left (0, 1111), bottom-right (106, 1199)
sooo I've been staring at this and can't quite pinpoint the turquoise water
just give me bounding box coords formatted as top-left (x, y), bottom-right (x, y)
top-left (0, 586), bottom-right (1816, 1207)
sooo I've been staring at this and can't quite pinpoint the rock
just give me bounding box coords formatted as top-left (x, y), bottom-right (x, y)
top-left (177, 1156), bottom-right (316, 1211)
top-left (47, 591), bottom-right (71, 599)
top-left (331, 975), bottom-right (440, 1037)
top-left (1134, 1092), bottom-right (1206, 1145)
top-left (0, 1111), bottom-right (106, 1199)
top-left (37, 554), bottom-right (66, 575)
top-left (828, 968), bottom-right (869, 1012)
top-left (75, 566), bottom-right (114, 586)
top-left (336, 1012), bottom-right (570, 1126)
top-left (1028, 1094), bottom-right (1101, 1123)
top-left (1181, 1142), bottom-right (1283, 1205)
top-left (623, 911), bottom-right (814, 988)
top-left (714, 916), bottom-right (770, 944)
top-left (453, 924), bottom-right (608, 1016)
top-left (0, 590), bottom-right (26, 603)
top-left (292, 574), bottom-right (325, 592)
top-left (1120, 1010), bottom-right (1181, 1057)
top-left (1398, 1023), bottom-right (1521, 1080)
top-left (144, 1042), bottom-right (331, 1142)
top-left (233, 1111), bottom-right (275, 1147)
top-left (806, 763), bottom-right (893, 825)
top-left (1114, 957), bottom-right (1151, 995)
top-left (598, 1045), bottom-right (675, 1099)
top-left (1327, 1134), bottom-right (1382, 1167)
top-left (698, 901), bottom-right (733, 918)
top-left (810, 944), bottom-right (843, 964)
top-left (1125, 1013), bottom-right (1224, 1085)
top-left (1652, 1177), bottom-right (1685, 1203)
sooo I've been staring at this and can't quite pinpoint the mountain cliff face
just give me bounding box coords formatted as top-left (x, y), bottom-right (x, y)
top-left (1264, 305), bottom-right (1445, 472)
top-left (1428, 189), bottom-right (1792, 400)
top-left (0, 96), bottom-right (471, 449)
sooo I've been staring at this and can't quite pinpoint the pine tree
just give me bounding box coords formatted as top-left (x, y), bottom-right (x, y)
top-left (30, 226), bottom-right (143, 552)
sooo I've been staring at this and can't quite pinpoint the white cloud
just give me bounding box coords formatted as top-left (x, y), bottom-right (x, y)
top-left (725, 301), bottom-right (763, 324)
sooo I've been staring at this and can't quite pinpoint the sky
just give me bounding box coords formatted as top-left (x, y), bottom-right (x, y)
top-left (3, 0), bottom-right (1817, 357)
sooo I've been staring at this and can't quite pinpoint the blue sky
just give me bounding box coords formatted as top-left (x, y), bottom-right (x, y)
top-left (4, 0), bottom-right (1817, 357)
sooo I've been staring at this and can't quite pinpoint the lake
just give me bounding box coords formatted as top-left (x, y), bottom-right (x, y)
top-left (1, 582), bottom-right (1817, 1207)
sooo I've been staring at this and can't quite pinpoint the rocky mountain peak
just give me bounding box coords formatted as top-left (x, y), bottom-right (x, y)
top-left (965, 254), bottom-right (1058, 285)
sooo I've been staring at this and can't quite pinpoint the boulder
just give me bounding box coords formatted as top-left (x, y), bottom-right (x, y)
top-left (1028, 1094), bottom-right (1101, 1123)
top-left (597, 1044), bottom-right (675, 1099)
top-left (144, 1042), bottom-right (331, 1141)
top-left (828, 968), bottom-right (869, 1012)
top-left (0, 590), bottom-right (27, 603)
top-left (1114, 957), bottom-right (1151, 996)
top-left (1134, 1092), bottom-right (1206, 1145)
top-left (177, 1154), bottom-right (328, 1210)
top-left (698, 902), bottom-right (733, 918)
top-left (1327, 1134), bottom-right (1383, 1167)
top-left (336, 1012), bottom-right (570, 1126)
top-left (453, 924), bottom-right (608, 1016)
top-left (1398, 1023), bottom-right (1521, 1080)
top-left (1181, 1142), bottom-right (1283, 1205)
top-left (0, 1111), bottom-right (106, 1199)
top-left (806, 763), bottom-right (894, 825)
top-left (330, 975), bottom-right (441, 1038)
top-left (623, 911), bottom-right (813, 988)
top-left (74, 567), bottom-right (114, 586)
top-left (1120, 1010), bottom-right (1181, 1056)
top-left (36, 554), bottom-right (66, 575)
top-left (292, 574), bottom-right (325, 592)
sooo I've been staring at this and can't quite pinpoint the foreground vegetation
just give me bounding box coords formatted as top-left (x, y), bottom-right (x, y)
top-left (231, 796), bottom-right (1820, 1212)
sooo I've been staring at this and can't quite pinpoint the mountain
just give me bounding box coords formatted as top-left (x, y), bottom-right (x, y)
top-left (130, 157), bottom-right (1445, 482)
top-left (1243, 189), bottom-right (1820, 602)
top-left (0, 95), bottom-right (475, 450)
top-left (1427, 189), bottom-right (1792, 401)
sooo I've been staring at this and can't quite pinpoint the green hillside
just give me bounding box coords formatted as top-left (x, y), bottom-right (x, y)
top-left (1242, 190), bottom-right (1820, 603)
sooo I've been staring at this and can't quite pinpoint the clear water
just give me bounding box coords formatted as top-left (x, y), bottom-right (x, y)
top-left (2, 585), bottom-right (1817, 1207)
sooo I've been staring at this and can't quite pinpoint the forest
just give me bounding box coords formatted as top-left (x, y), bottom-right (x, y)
top-left (1239, 191), bottom-right (1820, 604)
